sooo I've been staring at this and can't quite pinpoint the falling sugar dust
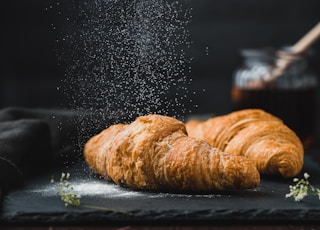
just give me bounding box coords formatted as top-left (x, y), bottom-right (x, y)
top-left (55, 0), bottom-right (193, 137)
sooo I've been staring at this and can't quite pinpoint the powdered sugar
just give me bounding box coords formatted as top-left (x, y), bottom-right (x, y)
top-left (56, 0), bottom-right (192, 125)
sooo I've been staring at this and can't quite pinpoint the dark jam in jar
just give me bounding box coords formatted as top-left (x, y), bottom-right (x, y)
top-left (231, 87), bottom-right (317, 147)
top-left (232, 48), bottom-right (318, 148)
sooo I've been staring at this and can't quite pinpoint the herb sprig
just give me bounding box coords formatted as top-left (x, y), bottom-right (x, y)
top-left (285, 172), bottom-right (320, 202)
top-left (51, 172), bottom-right (131, 215)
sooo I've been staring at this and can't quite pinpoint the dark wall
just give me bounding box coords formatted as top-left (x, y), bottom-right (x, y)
top-left (1, 0), bottom-right (320, 115)
top-left (0, 1), bottom-right (61, 107)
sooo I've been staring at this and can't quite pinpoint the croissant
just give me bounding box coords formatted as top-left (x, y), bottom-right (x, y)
top-left (186, 109), bottom-right (304, 178)
top-left (84, 114), bottom-right (260, 192)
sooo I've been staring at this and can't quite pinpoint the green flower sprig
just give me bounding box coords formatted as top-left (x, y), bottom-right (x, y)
top-left (285, 172), bottom-right (320, 202)
top-left (51, 172), bottom-right (131, 215)
top-left (51, 172), bottom-right (81, 207)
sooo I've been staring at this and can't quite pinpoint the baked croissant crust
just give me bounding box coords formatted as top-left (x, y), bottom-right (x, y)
top-left (84, 114), bottom-right (260, 191)
top-left (186, 109), bottom-right (304, 178)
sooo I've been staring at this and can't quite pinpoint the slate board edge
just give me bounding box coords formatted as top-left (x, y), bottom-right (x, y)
top-left (1, 208), bottom-right (320, 226)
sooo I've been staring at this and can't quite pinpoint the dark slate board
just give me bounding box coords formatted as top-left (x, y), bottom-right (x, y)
top-left (1, 151), bottom-right (320, 226)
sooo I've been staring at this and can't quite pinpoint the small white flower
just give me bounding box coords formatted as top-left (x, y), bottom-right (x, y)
top-left (60, 173), bottom-right (66, 182)
top-left (294, 193), bottom-right (305, 202)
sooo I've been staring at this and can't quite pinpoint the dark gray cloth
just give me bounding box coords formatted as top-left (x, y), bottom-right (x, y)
top-left (0, 107), bottom-right (108, 194)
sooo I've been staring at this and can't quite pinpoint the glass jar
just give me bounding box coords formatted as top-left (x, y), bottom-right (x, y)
top-left (231, 48), bottom-right (318, 148)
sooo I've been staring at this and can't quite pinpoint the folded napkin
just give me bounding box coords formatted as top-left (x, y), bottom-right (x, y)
top-left (0, 107), bottom-right (108, 194)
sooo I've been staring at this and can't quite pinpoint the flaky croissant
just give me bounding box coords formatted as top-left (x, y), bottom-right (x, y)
top-left (84, 114), bottom-right (260, 191)
top-left (186, 109), bottom-right (304, 178)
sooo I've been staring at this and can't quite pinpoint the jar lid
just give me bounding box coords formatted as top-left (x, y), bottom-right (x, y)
top-left (240, 48), bottom-right (275, 63)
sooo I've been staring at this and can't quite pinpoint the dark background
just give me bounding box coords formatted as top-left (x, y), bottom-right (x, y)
top-left (1, 0), bottom-right (320, 116)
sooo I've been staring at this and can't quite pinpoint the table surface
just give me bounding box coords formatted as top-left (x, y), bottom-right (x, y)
top-left (1, 148), bottom-right (320, 229)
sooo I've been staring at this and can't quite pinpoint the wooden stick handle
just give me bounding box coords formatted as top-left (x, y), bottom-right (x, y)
top-left (291, 22), bottom-right (320, 54)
